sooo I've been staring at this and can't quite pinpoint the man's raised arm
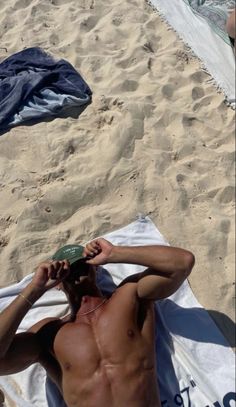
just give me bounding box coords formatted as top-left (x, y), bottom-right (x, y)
top-left (84, 238), bottom-right (195, 300)
top-left (0, 260), bottom-right (70, 375)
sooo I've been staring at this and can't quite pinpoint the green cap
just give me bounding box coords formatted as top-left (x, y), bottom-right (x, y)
top-left (51, 244), bottom-right (85, 264)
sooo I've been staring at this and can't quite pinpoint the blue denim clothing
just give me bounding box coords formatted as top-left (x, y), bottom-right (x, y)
top-left (0, 47), bottom-right (92, 132)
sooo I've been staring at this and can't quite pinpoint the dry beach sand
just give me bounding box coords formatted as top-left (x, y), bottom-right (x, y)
top-left (0, 0), bottom-right (235, 346)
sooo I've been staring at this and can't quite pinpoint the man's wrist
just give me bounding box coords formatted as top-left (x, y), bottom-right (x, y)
top-left (22, 283), bottom-right (45, 304)
top-left (108, 245), bottom-right (127, 263)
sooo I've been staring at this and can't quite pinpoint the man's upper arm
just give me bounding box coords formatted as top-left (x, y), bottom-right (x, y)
top-left (0, 317), bottom-right (58, 376)
top-left (0, 331), bottom-right (40, 375)
top-left (137, 252), bottom-right (194, 300)
top-left (125, 250), bottom-right (194, 300)
top-left (117, 246), bottom-right (194, 301)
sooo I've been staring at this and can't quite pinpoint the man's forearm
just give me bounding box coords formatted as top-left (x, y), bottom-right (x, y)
top-left (108, 245), bottom-right (194, 275)
top-left (0, 283), bottom-right (43, 357)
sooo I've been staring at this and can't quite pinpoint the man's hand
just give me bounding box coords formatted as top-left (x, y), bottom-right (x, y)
top-left (31, 260), bottom-right (70, 292)
top-left (84, 238), bottom-right (114, 265)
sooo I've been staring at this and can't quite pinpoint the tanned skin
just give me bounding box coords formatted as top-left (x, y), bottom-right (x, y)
top-left (0, 238), bottom-right (195, 407)
top-left (226, 8), bottom-right (236, 52)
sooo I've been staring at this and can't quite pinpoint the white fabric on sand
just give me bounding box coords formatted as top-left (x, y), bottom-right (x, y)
top-left (148, 0), bottom-right (236, 106)
top-left (0, 216), bottom-right (235, 406)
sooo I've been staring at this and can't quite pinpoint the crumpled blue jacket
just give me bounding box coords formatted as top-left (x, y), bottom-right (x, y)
top-left (0, 47), bottom-right (92, 132)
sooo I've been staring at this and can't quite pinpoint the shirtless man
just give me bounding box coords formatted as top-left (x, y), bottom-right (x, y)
top-left (0, 238), bottom-right (194, 407)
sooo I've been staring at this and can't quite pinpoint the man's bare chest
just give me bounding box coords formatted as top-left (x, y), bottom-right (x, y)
top-left (52, 309), bottom-right (154, 377)
top-left (55, 315), bottom-right (138, 358)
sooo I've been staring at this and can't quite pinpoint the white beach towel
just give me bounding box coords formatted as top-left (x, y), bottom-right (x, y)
top-left (148, 0), bottom-right (236, 106)
top-left (0, 216), bottom-right (235, 406)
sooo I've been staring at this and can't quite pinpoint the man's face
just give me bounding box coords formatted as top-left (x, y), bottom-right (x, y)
top-left (60, 262), bottom-right (96, 294)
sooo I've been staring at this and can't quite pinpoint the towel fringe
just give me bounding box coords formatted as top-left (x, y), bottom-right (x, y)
top-left (146, 0), bottom-right (236, 110)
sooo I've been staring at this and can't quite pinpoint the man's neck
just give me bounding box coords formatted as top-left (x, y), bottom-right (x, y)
top-left (68, 282), bottom-right (103, 318)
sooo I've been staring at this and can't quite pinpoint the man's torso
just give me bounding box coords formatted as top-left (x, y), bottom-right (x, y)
top-left (38, 283), bottom-right (160, 407)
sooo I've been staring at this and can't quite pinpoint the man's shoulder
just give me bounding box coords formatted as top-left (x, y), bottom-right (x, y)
top-left (28, 317), bottom-right (62, 334)
top-left (107, 279), bottom-right (153, 320)
top-left (117, 272), bottom-right (142, 289)
top-left (111, 279), bottom-right (138, 300)
top-left (28, 317), bottom-right (66, 352)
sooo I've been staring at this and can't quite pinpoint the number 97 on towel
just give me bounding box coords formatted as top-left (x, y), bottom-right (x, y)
top-left (161, 385), bottom-right (236, 407)
top-left (161, 386), bottom-right (192, 407)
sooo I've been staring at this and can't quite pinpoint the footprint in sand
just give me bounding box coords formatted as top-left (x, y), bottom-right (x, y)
top-left (193, 95), bottom-right (212, 111)
top-left (177, 188), bottom-right (189, 211)
top-left (176, 174), bottom-right (186, 185)
top-left (218, 186), bottom-right (235, 204)
top-left (190, 70), bottom-right (208, 84)
top-left (121, 79), bottom-right (139, 92)
top-left (13, 0), bottom-right (31, 10)
top-left (220, 219), bottom-right (231, 234)
top-left (80, 15), bottom-right (99, 32)
top-left (182, 114), bottom-right (198, 127)
top-left (192, 86), bottom-right (205, 100)
top-left (162, 84), bottom-right (174, 99)
top-left (49, 33), bottom-right (59, 46)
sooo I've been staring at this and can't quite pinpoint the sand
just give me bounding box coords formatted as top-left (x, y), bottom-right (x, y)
top-left (0, 0), bottom-right (235, 345)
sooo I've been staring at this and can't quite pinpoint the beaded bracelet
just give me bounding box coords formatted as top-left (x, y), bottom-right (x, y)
top-left (19, 293), bottom-right (33, 307)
